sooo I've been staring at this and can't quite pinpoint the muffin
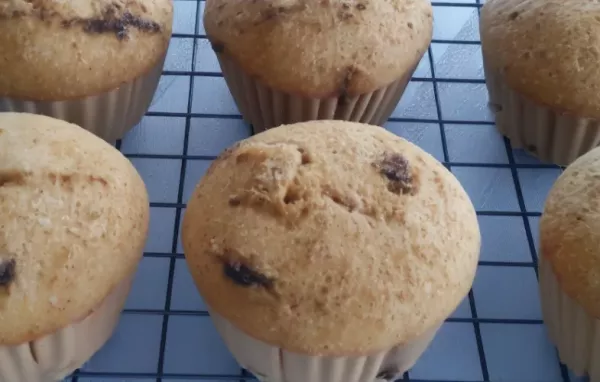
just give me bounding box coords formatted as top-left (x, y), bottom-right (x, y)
top-left (0, 0), bottom-right (173, 143)
top-left (204, 0), bottom-right (433, 133)
top-left (539, 146), bottom-right (600, 380)
top-left (480, 0), bottom-right (600, 166)
top-left (0, 113), bottom-right (149, 381)
top-left (182, 120), bottom-right (480, 382)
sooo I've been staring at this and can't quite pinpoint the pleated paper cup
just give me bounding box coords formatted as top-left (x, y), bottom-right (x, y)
top-left (539, 258), bottom-right (600, 381)
top-left (209, 309), bottom-right (440, 382)
top-left (0, 55), bottom-right (166, 144)
top-left (484, 60), bottom-right (600, 166)
top-left (0, 276), bottom-right (133, 382)
top-left (217, 54), bottom-right (415, 133)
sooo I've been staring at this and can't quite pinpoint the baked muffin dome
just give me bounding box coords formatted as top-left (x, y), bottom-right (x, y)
top-left (0, 0), bottom-right (173, 100)
top-left (205, 0), bottom-right (432, 98)
top-left (481, 0), bottom-right (600, 119)
top-left (0, 112), bottom-right (149, 345)
top-left (182, 120), bottom-right (480, 355)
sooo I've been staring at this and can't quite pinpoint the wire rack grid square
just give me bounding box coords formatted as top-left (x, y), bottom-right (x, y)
top-left (63, 1), bottom-right (586, 381)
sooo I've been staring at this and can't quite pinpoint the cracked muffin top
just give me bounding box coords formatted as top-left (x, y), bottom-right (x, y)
top-left (0, 0), bottom-right (173, 100)
top-left (182, 120), bottom-right (480, 355)
top-left (0, 112), bottom-right (149, 345)
top-left (204, 0), bottom-right (433, 97)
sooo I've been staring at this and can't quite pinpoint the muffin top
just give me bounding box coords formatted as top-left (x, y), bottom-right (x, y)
top-left (481, 0), bottom-right (600, 119)
top-left (0, 113), bottom-right (149, 345)
top-left (182, 120), bottom-right (480, 355)
top-left (0, 0), bottom-right (173, 101)
top-left (540, 147), bottom-right (600, 318)
top-left (204, 0), bottom-right (433, 98)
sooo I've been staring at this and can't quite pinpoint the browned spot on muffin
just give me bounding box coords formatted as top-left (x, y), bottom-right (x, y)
top-left (228, 196), bottom-right (242, 206)
top-left (407, 22), bottom-right (413, 29)
top-left (374, 153), bottom-right (416, 195)
top-left (57, 5), bottom-right (161, 40)
top-left (210, 41), bottom-right (225, 53)
top-left (83, 11), bottom-right (161, 40)
top-left (356, 3), bottom-right (366, 10)
top-left (0, 128), bottom-right (4, 135)
top-left (219, 252), bottom-right (274, 290)
top-left (0, 259), bottom-right (16, 288)
top-left (508, 11), bottom-right (519, 20)
top-left (0, 170), bottom-right (27, 187)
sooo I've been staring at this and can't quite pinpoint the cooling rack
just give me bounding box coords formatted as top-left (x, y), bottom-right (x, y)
top-left (65, 0), bottom-right (586, 381)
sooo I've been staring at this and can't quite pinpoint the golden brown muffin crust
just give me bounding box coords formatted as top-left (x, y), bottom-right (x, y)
top-left (541, 146), bottom-right (600, 318)
top-left (182, 121), bottom-right (480, 355)
top-left (481, 0), bottom-right (600, 119)
top-left (0, 0), bottom-right (173, 101)
top-left (204, 0), bottom-right (433, 98)
top-left (0, 112), bottom-right (149, 345)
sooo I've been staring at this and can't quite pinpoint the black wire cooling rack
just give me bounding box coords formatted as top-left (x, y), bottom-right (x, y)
top-left (66, 1), bottom-right (579, 381)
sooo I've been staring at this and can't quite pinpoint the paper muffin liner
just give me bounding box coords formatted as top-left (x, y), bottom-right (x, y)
top-left (217, 54), bottom-right (415, 133)
top-left (0, 55), bottom-right (166, 144)
top-left (209, 309), bottom-right (440, 382)
top-left (539, 259), bottom-right (600, 380)
top-left (483, 61), bottom-right (600, 166)
top-left (0, 275), bottom-right (133, 382)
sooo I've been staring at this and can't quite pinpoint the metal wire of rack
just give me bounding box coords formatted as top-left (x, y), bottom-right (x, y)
top-left (65, 0), bottom-right (579, 381)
